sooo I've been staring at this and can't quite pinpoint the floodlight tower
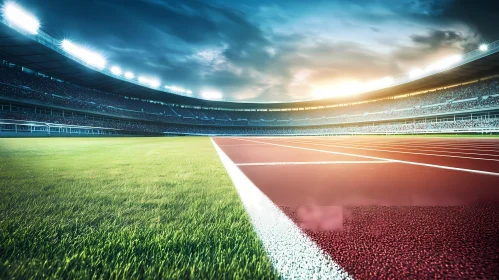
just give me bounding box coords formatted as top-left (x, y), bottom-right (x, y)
top-left (2, 2), bottom-right (40, 35)
top-left (61, 39), bottom-right (107, 70)
top-left (479, 44), bottom-right (488, 52)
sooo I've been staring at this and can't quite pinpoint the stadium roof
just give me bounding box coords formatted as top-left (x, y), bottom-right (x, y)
top-left (1, 20), bottom-right (499, 110)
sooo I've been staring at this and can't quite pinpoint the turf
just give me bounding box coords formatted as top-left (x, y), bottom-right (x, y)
top-left (0, 137), bottom-right (277, 279)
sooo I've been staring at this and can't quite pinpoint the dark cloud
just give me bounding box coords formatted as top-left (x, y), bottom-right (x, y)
top-left (14, 0), bottom-right (499, 102)
top-left (412, 30), bottom-right (463, 47)
top-left (411, 29), bottom-right (478, 51)
top-left (440, 0), bottom-right (499, 42)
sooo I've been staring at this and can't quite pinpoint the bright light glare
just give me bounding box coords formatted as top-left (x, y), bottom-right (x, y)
top-left (312, 76), bottom-right (396, 99)
top-left (61, 39), bottom-right (107, 70)
top-left (124, 72), bottom-right (135, 79)
top-left (425, 55), bottom-right (462, 72)
top-left (312, 81), bottom-right (365, 98)
top-left (379, 76), bottom-right (394, 86)
top-left (409, 68), bottom-right (424, 79)
top-left (367, 76), bottom-right (394, 90)
top-left (312, 87), bottom-right (332, 99)
top-left (164, 85), bottom-right (192, 95)
top-left (110, 66), bottom-right (122, 76)
top-left (479, 44), bottom-right (488, 52)
top-left (150, 80), bottom-right (160, 88)
top-left (138, 76), bottom-right (160, 88)
top-left (201, 90), bottom-right (223, 100)
top-left (3, 2), bottom-right (40, 35)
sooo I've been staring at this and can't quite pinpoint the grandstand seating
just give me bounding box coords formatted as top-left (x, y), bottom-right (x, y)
top-left (1, 62), bottom-right (499, 135)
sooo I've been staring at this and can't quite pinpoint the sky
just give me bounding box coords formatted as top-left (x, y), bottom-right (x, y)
top-left (13, 0), bottom-right (499, 102)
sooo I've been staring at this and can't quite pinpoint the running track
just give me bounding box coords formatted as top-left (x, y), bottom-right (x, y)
top-left (213, 136), bottom-right (499, 279)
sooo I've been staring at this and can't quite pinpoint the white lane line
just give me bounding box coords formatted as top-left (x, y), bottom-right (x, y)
top-left (355, 142), bottom-right (499, 152)
top-left (370, 141), bottom-right (499, 148)
top-left (211, 138), bottom-right (352, 280)
top-left (288, 140), bottom-right (499, 158)
top-left (277, 139), bottom-right (499, 163)
top-left (233, 138), bottom-right (499, 176)
top-left (277, 138), bottom-right (499, 154)
top-left (237, 161), bottom-right (391, 166)
top-left (287, 138), bottom-right (499, 149)
top-left (219, 143), bottom-right (269, 147)
top-left (362, 142), bottom-right (499, 151)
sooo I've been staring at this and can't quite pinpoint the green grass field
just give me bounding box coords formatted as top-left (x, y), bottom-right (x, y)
top-left (0, 137), bottom-right (277, 279)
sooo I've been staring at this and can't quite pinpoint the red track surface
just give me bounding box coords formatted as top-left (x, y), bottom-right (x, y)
top-left (214, 136), bottom-right (499, 279)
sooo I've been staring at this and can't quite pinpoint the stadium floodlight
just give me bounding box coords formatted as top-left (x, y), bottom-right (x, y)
top-left (124, 71), bottom-right (135, 79)
top-left (150, 79), bottom-right (161, 88)
top-left (165, 85), bottom-right (177, 91)
top-left (409, 68), bottom-right (424, 79)
top-left (138, 76), bottom-right (161, 88)
top-left (425, 54), bottom-right (462, 73)
top-left (110, 66), bottom-right (122, 76)
top-left (2, 2), bottom-right (40, 35)
top-left (171, 86), bottom-right (184, 92)
top-left (339, 81), bottom-right (365, 96)
top-left (164, 85), bottom-right (192, 95)
top-left (380, 76), bottom-right (394, 86)
top-left (479, 44), bottom-right (488, 52)
top-left (201, 90), bottom-right (223, 100)
top-left (61, 39), bottom-right (107, 70)
top-left (367, 76), bottom-right (394, 90)
top-left (312, 83), bottom-right (357, 99)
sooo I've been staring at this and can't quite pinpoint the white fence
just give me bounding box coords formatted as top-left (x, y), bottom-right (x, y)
top-left (0, 119), bottom-right (122, 136)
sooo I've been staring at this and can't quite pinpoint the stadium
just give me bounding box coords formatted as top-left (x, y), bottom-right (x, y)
top-left (1, 1), bottom-right (499, 279)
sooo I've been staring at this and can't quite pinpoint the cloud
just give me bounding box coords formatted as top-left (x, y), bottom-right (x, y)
top-left (19, 0), bottom-right (499, 102)
top-left (438, 0), bottom-right (499, 42)
top-left (411, 29), bottom-right (479, 51)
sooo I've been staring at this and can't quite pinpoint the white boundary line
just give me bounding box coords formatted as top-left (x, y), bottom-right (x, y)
top-left (232, 138), bottom-right (499, 176)
top-left (279, 139), bottom-right (499, 163)
top-left (279, 137), bottom-right (499, 152)
top-left (275, 138), bottom-right (499, 153)
top-left (218, 143), bottom-right (270, 147)
top-left (339, 144), bottom-right (499, 157)
top-left (340, 143), bottom-right (499, 154)
top-left (312, 141), bottom-right (499, 153)
top-left (287, 139), bottom-right (499, 158)
top-left (211, 138), bottom-right (352, 280)
top-left (237, 161), bottom-right (391, 166)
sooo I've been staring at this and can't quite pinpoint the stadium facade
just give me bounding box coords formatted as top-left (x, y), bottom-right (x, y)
top-left (1, 3), bottom-right (499, 137)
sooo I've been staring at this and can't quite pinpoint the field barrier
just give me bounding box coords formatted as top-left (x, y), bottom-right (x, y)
top-left (1, 119), bottom-right (498, 137)
top-left (0, 119), bottom-right (128, 137)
